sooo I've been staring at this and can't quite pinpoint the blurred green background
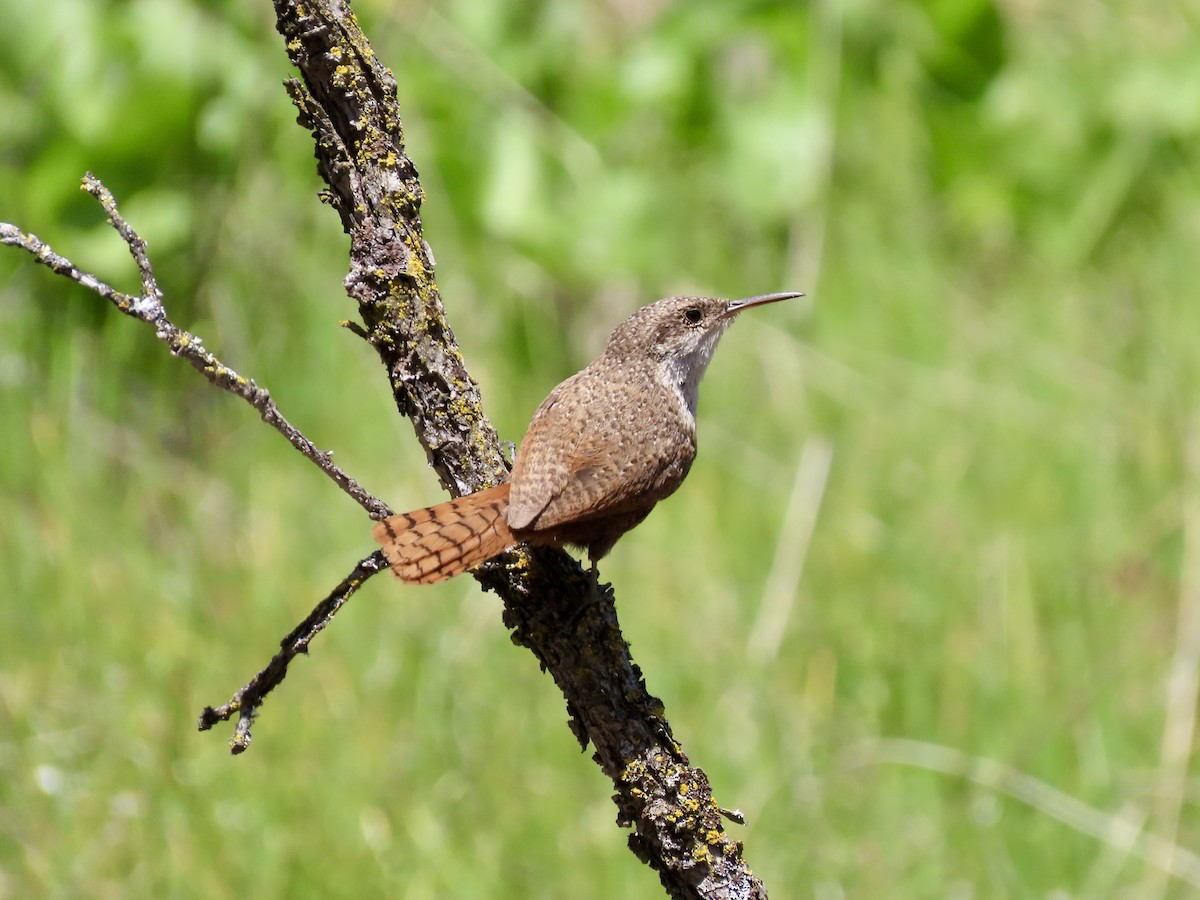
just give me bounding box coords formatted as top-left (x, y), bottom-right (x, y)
top-left (3, 0), bottom-right (1200, 896)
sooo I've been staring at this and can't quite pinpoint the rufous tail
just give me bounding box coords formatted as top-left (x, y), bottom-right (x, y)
top-left (372, 483), bottom-right (515, 584)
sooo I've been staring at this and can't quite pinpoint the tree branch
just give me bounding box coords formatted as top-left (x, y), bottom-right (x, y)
top-left (271, 1), bottom-right (767, 895)
top-left (0, 176), bottom-right (389, 521)
top-left (2, 1), bottom-right (770, 894)
top-left (198, 550), bottom-right (390, 751)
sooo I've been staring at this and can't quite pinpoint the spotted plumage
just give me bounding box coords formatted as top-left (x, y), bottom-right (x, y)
top-left (373, 291), bottom-right (800, 583)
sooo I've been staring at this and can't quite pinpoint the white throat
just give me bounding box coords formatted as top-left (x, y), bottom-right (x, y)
top-left (658, 328), bottom-right (725, 422)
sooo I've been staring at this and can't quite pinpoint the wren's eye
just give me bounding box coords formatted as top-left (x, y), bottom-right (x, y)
top-left (683, 307), bottom-right (703, 325)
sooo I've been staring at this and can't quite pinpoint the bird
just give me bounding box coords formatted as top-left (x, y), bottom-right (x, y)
top-left (372, 291), bottom-right (801, 583)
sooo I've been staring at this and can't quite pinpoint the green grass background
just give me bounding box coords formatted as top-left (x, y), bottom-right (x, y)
top-left (2, 0), bottom-right (1199, 896)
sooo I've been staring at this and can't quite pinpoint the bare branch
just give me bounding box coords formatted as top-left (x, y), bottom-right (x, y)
top-left (0, 177), bottom-right (391, 522)
top-left (197, 550), bottom-right (390, 753)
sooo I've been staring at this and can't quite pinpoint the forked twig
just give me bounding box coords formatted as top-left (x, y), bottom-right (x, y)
top-left (0, 174), bottom-right (391, 522)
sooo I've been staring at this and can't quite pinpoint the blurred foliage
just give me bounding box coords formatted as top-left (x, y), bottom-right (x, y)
top-left (3, 0), bottom-right (1200, 897)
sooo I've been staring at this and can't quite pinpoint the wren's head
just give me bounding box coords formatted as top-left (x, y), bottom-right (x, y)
top-left (603, 291), bottom-right (802, 416)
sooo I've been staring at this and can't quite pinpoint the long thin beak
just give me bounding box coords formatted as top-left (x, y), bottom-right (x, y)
top-left (724, 290), bottom-right (804, 316)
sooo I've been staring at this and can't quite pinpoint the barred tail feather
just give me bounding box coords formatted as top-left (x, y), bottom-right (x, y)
top-left (372, 483), bottom-right (515, 584)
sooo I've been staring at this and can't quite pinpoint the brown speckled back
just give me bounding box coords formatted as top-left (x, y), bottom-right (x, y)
top-left (373, 291), bottom-right (798, 580)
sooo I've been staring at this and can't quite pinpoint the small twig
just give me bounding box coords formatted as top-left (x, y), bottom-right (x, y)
top-left (198, 551), bottom-right (389, 752)
top-left (0, 173), bottom-right (392, 522)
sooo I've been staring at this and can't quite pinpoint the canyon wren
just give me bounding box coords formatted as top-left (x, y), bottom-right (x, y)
top-left (373, 291), bottom-right (801, 583)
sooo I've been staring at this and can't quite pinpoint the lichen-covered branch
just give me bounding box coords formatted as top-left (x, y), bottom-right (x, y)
top-left (272, 1), bottom-right (768, 896)
top-left (275, 0), bottom-right (509, 498)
